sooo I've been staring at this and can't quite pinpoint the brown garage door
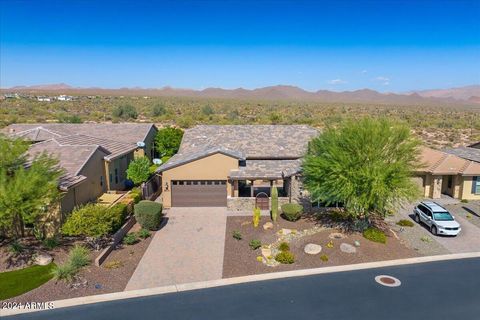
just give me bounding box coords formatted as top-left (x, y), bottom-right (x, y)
top-left (171, 180), bottom-right (227, 207)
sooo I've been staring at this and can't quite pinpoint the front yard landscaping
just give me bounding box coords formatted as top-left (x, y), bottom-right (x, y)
top-left (223, 212), bottom-right (419, 278)
top-left (0, 225), bottom-right (156, 303)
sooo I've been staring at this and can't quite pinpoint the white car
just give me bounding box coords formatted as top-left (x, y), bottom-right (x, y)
top-left (414, 201), bottom-right (461, 236)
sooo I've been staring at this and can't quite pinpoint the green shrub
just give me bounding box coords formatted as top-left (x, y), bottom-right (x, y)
top-left (396, 219), bottom-right (414, 227)
top-left (123, 233), bottom-right (139, 245)
top-left (320, 254), bottom-right (329, 262)
top-left (9, 240), bottom-right (24, 255)
top-left (353, 219), bottom-right (370, 232)
top-left (109, 203), bottom-right (128, 230)
top-left (249, 239), bottom-right (262, 250)
top-left (137, 229), bottom-right (151, 239)
top-left (62, 203), bottom-right (126, 238)
top-left (278, 242), bottom-right (290, 252)
top-left (51, 262), bottom-right (77, 282)
top-left (51, 245), bottom-right (90, 282)
top-left (130, 189), bottom-right (142, 204)
top-left (42, 237), bottom-right (59, 250)
top-left (233, 230), bottom-right (242, 240)
top-left (69, 245), bottom-right (90, 269)
top-left (281, 203), bottom-right (303, 221)
top-left (275, 251), bottom-right (295, 264)
top-left (461, 199), bottom-right (469, 203)
top-left (134, 200), bottom-right (163, 230)
top-left (363, 227), bottom-right (387, 244)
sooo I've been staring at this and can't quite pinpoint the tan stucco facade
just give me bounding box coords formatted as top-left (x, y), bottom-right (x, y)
top-left (161, 153), bottom-right (239, 207)
top-left (60, 149), bottom-right (108, 214)
top-left (134, 125), bottom-right (158, 160)
top-left (419, 173), bottom-right (480, 200)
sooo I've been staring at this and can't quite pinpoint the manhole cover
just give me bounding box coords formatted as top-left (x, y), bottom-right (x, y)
top-left (375, 275), bottom-right (401, 287)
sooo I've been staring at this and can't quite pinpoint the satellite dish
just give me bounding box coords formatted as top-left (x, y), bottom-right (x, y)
top-left (152, 158), bottom-right (162, 165)
top-left (136, 141), bottom-right (146, 148)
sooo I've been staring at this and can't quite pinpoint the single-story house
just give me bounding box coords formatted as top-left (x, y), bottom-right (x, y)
top-left (416, 146), bottom-right (480, 200)
top-left (3, 123), bottom-right (159, 213)
top-left (4, 123), bottom-right (158, 160)
top-left (156, 125), bottom-right (319, 210)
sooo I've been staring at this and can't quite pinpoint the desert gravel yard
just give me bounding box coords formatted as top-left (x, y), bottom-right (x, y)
top-left (223, 215), bottom-right (419, 278)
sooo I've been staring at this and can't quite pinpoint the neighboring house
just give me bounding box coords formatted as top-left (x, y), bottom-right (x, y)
top-left (4, 123), bottom-right (158, 160)
top-left (156, 125), bottom-right (319, 210)
top-left (415, 147), bottom-right (480, 201)
top-left (3, 123), bottom-right (159, 214)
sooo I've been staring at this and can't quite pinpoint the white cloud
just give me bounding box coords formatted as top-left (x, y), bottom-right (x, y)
top-left (373, 76), bottom-right (390, 85)
top-left (328, 79), bottom-right (347, 85)
top-left (361, 70), bottom-right (368, 74)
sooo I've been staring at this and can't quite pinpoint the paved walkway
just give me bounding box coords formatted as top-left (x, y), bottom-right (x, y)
top-left (394, 200), bottom-right (480, 254)
top-left (125, 207), bottom-right (227, 290)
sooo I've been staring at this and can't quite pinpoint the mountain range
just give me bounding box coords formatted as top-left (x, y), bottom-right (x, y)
top-left (4, 84), bottom-right (480, 105)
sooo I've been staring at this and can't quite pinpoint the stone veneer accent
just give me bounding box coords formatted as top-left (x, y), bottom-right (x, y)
top-left (227, 197), bottom-right (290, 211)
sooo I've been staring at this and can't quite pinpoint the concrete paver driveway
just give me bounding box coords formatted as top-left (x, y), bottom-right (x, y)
top-left (125, 207), bottom-right (227, 290)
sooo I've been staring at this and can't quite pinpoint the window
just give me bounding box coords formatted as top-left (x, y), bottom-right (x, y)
top-left (114, 168), bottom-right (118, 184)
top-left (447, 176), bottom-right (453, 189)
top-left (473, 176), bottom-right (480, 195)
top-left (100, 176), bottom-right (104, 187)
top-left (109, 173), bottom-right (113, 184)
top-left (418, 204), bottom-right (428, 215)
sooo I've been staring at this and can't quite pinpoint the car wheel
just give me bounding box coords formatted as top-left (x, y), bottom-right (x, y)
top-left (431, 225), bottom-right (437, 236)
top-left (415, 214), bottom-right (420, 223)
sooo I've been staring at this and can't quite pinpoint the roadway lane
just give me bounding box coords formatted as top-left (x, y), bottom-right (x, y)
top-left (5, 258), bottom-right (480, 320)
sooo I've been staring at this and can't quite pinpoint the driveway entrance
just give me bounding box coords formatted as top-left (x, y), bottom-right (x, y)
top-left (125, 207), bottom-right (227, 290)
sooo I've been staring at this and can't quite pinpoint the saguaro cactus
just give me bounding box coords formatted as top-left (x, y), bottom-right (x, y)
top-left (271, 185), bottom-right (278, 222)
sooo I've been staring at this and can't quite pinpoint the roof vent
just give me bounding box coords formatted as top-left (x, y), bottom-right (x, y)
top-left (136, 141), bottom-right (146, 148)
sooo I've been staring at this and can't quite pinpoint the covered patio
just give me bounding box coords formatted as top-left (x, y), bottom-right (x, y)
top-left (227, 159), bottom-right (303, 211)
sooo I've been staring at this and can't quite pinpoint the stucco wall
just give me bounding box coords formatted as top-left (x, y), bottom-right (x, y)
top-left (107, 152), bottom-right (134, 190)
top-left (461, 176), bottom-right (480, 200)
top-left (134, 125), bottom-right (158, 160)
top-left (59, 149), bottom-right (108, 214)
top-left (161, 153), bottom-right (239, 207)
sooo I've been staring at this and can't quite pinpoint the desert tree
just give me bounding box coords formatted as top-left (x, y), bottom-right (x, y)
top-left (0, 135), bottom-right (64, 238)
top-left (302, 118), bottom-right (421, 220)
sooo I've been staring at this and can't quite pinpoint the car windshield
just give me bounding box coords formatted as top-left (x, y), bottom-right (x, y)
top-left (433, 212), bottom-right (454, 221)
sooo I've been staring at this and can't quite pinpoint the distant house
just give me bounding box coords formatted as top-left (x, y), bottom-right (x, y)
top-left (3, 93), bottom-right (19, 99)
top-left (37, 96), bottom-right (51, 102)
top-left (156, 125), bottom-right (318, 209)
top-left (3, 123), bottom-right (158, 213)
top-left (57, 95), bottom-right (73, 101)
top-left (415, 147), bottom-right (480, 201)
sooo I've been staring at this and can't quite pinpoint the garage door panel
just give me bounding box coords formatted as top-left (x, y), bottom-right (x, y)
top-left (172, 180), bottom-right (227, 207)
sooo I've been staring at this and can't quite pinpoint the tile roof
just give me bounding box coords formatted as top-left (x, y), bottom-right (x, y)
top-left (28, 140), bottom-right (106, 189)
top-left (178, 125), bottom-right (318, 159)
top-left (418, 147), bottom-right (480, 176)
top-left (54, 134), bottom-right (137, 161)
top-left (229, 159), bottom-right (302, 179)
top-left (444, 147), bottom-right (480, 163)
top-left (4, 123), bottom-right (155, 145)
top-left (157, 125), bottom-right (318, 174)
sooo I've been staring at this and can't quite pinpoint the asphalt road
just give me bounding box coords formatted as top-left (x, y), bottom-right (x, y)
top-left (5, 258), bottom-right (480, 320)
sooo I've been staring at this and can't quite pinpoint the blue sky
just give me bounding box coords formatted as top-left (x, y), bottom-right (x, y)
top-left (1, 0), bottom-right (479, 92)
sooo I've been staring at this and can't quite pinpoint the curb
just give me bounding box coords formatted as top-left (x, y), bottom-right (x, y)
top-left (3, 252), bottom-right (480, 317)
